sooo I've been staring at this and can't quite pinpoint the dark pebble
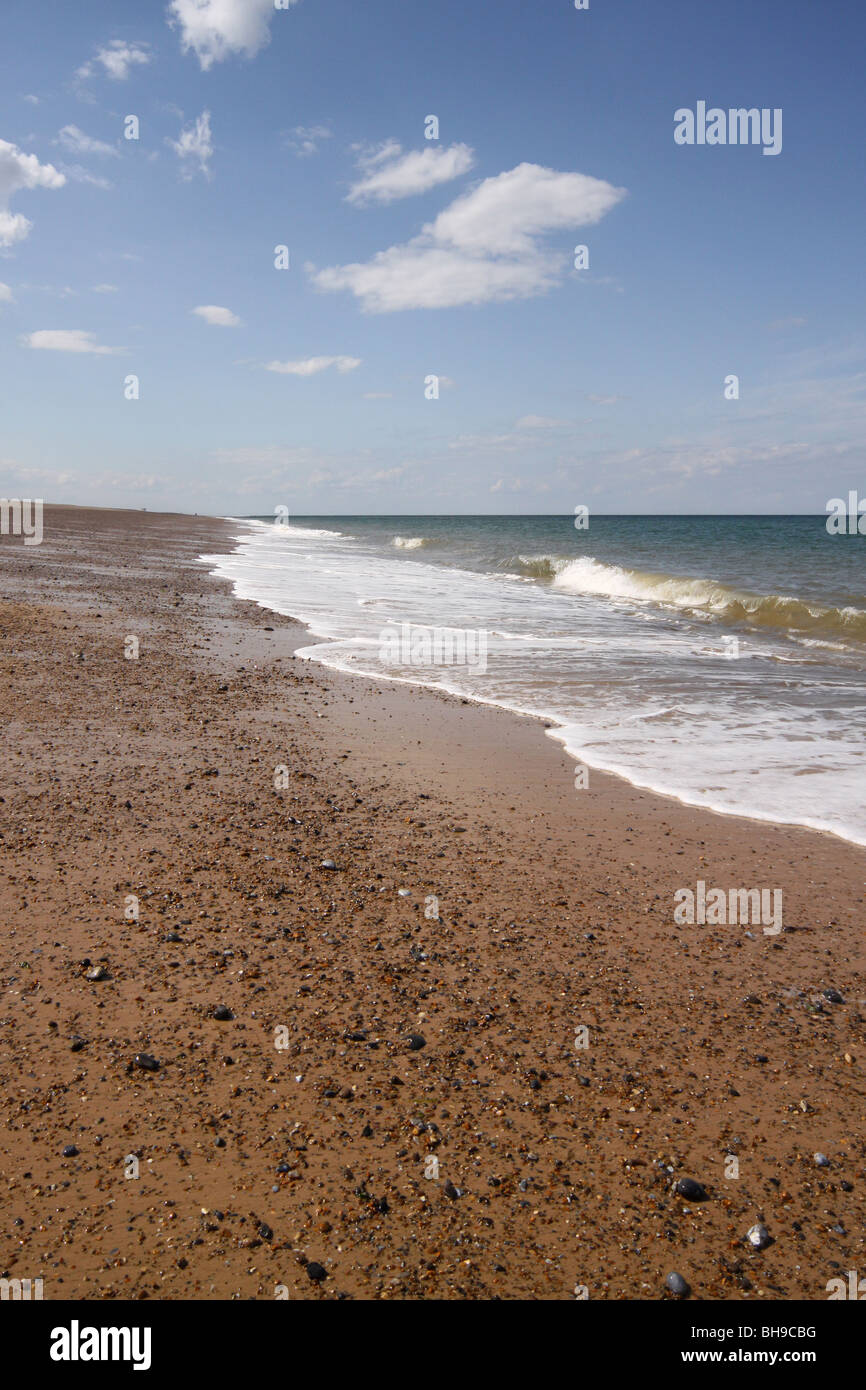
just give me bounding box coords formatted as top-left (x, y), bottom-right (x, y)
top-left (407, 1033), bottom-right (426, 1051)
top-left (666, 1272), bottom-right (690, 1297)
top-left (62, 1144), bottom-right (79, 1158)
top-left (213, 1005), bottom-right (233, 1021)
top-left (675, 1178), bottom-right (707, 1201)
top-left (306, 1262), bottom-right (327, 1282)
top-left (823, 989), bottom-right (844, 1004)
top-left (134, 1053), bottom-right (160, 1072)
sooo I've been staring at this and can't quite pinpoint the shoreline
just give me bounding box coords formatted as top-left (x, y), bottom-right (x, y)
top-left (1, 504), bottom-right (864, 1301)
top-left (211, 516), bottom-right (866, 851)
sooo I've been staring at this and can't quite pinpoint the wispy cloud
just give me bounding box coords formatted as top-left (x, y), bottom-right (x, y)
top-left (347, 141), bottom-right (475, 205)
top-left (167, 111), bottom-right (213, 179)
top-left (77, 40), bottom-right (151, 82)
top-left (311, 162), bottom-right (626, 311)
top-left (265, 355), bottom-right (361, 376)
top-left (57, 125), bottom-right (119, 158)
top-left (285, 124), bottom-right (332, 157)
top-left (22, 328), bottom-right (124, 355)
top-left (193, 304), bottom-right (241, 326)
top-left (58, 165), bottom-right (113, 190)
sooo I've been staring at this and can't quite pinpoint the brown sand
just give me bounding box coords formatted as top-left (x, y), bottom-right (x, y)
top-left (0, 504), bottom-right (864, 1301)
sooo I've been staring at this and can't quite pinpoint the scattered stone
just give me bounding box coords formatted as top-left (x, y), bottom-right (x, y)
top-left (407, 1033), bottom-right (426, 1051)
top-left (306, 1262), bottom-right (327, 1282)
top-left (320, 859), bottom-right (338, 870)
top-left (70, 1035), bottom-right (87, 1052)
top-left (62, 1144), bottom-right (79, 1158)
top-left (444, 1180), bottom-right (460, 1200)
top-left (85, 966), bottom-right (108, 981)
top-left (814, 1152), bottom-right (830, 1168)
top-left (397, 888), bottom-right (411, 898)
top-left (747, 1223), bottom-right (771, 1249)
top-left (823, 989), bottom-right (844, 1004)
top-left (213, 1005), bottom-right (233, 1021)
top-left (134, 1053), bottom-right (160, 1072)
top-left (675, 1178), bottom-right (707, 1201)
top-left (665, 1272), bottom-right (690, 1297)
top-left (258, 1221), bottom-right (273, 1242)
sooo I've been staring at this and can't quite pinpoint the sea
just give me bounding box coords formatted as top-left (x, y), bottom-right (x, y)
top-left (202, 515), bottom-right (866, 846)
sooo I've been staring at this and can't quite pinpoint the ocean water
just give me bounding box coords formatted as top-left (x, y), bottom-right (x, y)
top-left (202, 515), bottom-right (866, 846)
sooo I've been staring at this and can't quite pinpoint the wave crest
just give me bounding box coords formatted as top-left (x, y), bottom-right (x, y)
top-left (517, 554), bottom-right (866, 640)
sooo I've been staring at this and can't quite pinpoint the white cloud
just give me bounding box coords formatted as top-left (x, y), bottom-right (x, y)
top-left (265, 355), bottom-right (361, 376)
top-left (0, 282), bottom-right (13, 303)
top-left (23, 329), bottom-right (123, 355)
top-left (92, 283), bottom-right (118, 293)
top-left (77, 40), bottom-right (151, 81)
top-left (347, 141), bottom-right (475, 205)
top-left (193, 304), bottom-right (240, 326)
top-left (59, 165), bottom-right (113, 190)
top-left (167, 111), bottom-right (213, 178)
top-left (168, 0), bottom-right (298, 70)
top-left (57, 125), bottom-right (118, 157)
top-left (285, 125), bottom-right (332, 157)
top-left (0, 139), bottom-right (66, 248)
top-left (311, 162), bottom-right (626, 311)
top-left (23, 95), bottom-right (39, 106)
top-left (515, 414), bottom-right (568, 429)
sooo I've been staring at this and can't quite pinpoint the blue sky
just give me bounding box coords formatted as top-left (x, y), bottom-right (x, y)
top-left (1, 0), bottom-right (864, 514)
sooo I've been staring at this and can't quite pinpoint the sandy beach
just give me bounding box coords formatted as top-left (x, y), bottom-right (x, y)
top-left (1, 504), bottom-right (864, 1301)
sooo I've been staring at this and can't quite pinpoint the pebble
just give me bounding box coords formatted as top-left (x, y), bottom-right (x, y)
top-left (86, 966), bottom-right (108, 981)
top-left (70, 1035), bottom-right (87, 1052)
top-left (444, 1181), bottom-right (460, 1200)
top-left (823, 989), bottom-right (844, 1004)
top-left (258, 1222), bottom-right (273, 1242)
top-left (665, 1272), bottom-right (690, 1297)
top-left (134, 1053), bottom-right (160, 1072)
top-left (814, 1152), bottom-right (830, 1168)
top-left (675, 1178), bottom-right (707, 1201)
top-left (62, 1144), bottom-right (79, 1158)
top-left (306, 1262), bottom-right (327, 1282)
top-left (213, 1005), bottom-right (233, 1021)
top-left (320, 859), bottom-right (337, 870)
top-left (407, 1033), bottom-right (427, 1051)
top-left (397, 888), bottom-right (411, 898)
top-left (747, 1223), bottom-right (771, 1249)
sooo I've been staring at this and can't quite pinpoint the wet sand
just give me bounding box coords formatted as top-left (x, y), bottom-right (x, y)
top-left (0, 504), bottom-right (864, 1300)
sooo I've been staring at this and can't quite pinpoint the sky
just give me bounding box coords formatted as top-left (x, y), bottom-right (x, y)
top-left (1, 0), bottom-right (864, 516)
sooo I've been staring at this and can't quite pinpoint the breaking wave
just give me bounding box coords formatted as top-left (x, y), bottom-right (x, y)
top-left (516, 554), bottom-right (866, 640)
